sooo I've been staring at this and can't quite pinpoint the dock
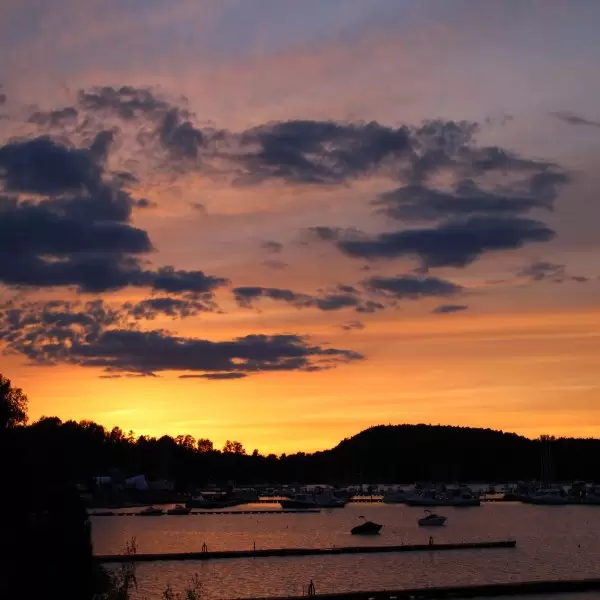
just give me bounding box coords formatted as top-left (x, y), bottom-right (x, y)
top-left (90, 509), bottom-right (320, 516)
top-left (96, 540), bottom-right (516, 563)
top-left (233, 577), bottom-right (600, 599)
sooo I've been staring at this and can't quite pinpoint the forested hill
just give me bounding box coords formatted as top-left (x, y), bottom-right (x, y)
top-left (319, 424), bottom-right (536, 482)
top-left (13, 418), bottom-right (600, 485)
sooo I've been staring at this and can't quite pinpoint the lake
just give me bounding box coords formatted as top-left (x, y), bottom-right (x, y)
top-left (91, 502), bottom-right (600, 599)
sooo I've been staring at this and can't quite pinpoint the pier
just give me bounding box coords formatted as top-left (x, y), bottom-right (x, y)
top-left (233, 577), bottom-right (600, 599)
top-left (96, 539), bottom-right (516, 563)
top-left (90, 509), bottom-right (320, 516)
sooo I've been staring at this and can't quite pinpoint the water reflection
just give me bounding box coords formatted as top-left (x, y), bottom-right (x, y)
top-left (93, 503), bottom-right (600, 599)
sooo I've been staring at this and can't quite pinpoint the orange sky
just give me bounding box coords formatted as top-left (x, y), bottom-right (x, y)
top-left (1, 0), bottom-right (599, 453)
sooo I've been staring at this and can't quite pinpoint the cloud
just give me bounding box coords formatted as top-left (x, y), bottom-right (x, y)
top-left (340, 320), bottom-right (365, 331)
top-left (0, 299), bottom-right (363, 377)
top-left (179, 373), bottom-right (247, 380)
top-left (125, 297), bottom-right (217, 320)
top-left (433, 304), bottom-right (469, 314)
top-left (0, 136), bottom-right (103, 195)
top-left (0, 92), bottom-right (6, 106)
top-left (237, 119), bottom-right (412, 184)
top-left (261, 240), bottom-right (283, 253)
top-left (516, 261), bottom-right (589, 284)
top-left (77, 85), bottom-right (171, 120)
top-left (232, 285), bottom-right (384, 313)
top-left (335, 216), bottom-right (555, 270)
top-left (28, 106), bottom-right (79, 127)
top-left (551, 111), bottom-right (600, 129)
top-left (77, 85), bottom-right (216, 162)
top-left (375, 176), bottom-right (560, 222)
top-left (0, 134), bottom-right (228, 295)
top-left (363, 275), bottom-right (463, 299)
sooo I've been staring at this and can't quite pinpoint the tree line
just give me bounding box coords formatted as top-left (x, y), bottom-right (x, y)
top-left (3, 374), bottom-right (600, 488)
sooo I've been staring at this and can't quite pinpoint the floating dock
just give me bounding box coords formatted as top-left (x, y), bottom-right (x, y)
top-left (96, 540), bottom-right (515, 563)
top-left (90, 509), bottom-right (320, 517)
top-left (235, 577), bottom-right (600, 599)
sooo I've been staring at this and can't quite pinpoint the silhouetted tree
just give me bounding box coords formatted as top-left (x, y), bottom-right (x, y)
top-left (0, 374), bottom-right (28, 430)
top-left (223, 439), bottom-right (246, 454)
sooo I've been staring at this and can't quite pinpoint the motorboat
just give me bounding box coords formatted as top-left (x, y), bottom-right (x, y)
top-left (186, 493), bottom-right (242, 509)
top-left (280, 493), bottom-right (318, 509)
top-left (137, 506), bottom-right (164, 516)
top-left (167, 504), bottom-right (191, 515)
top-left (418, 510), bottom-right (446, 526)
top-left (351, 520), bottom-right (382, 535)
top-left (314, 488), bottom-right (347, 508)
top-left (281, 489), bottom-right (346, 509)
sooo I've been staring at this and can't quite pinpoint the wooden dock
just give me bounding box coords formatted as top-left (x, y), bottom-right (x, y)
top-left (96, 540), bottom-right (516, 563)
top-left (90, 509), bottom-right (320, 517)
top-left (233, 577), bottom-right (600, 599)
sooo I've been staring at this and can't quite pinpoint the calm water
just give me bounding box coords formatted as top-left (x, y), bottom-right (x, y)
top-left (91, 502), bottom-right (600, 599)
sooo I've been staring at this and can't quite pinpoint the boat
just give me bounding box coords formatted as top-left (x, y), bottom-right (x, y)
top-left (351, 520), bottom-right (382, 535)
top-left (280, 493), bottom-right (318, 509)
top-left (167, 504), bottom-right (191, 515)
top-left (418, 510), bottom-right (446, 526)
top-left (314, 488), bottom-right (347, 508)
top-left (137, 506), bottom-right (164, 516)
top-left (186, 494), bottom-right (242, 509)
top-left (280, 489), bottom-right (346, 509)
top-left (405, 488), bottom-right (480, 507)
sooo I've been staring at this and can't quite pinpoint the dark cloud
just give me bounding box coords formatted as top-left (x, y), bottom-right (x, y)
top-left (363, 275), bottom-right (462, 299)
top-left (433, 304), bottom-right (469, 314)
top-left (0, 300), bottom-right (362, 377)
top-left (125, 297), bottom-right (216, 320)
top-left (335, 216), bottom-right (555, 269)
top-left (77, 86), bottom-right (171, 120)
top-left (376, 178), bottom-right (556, 222)
top-left (0, 92), bottom-right (6, 105)
top-left (517, 261), bottom-right (589, 284)
top-left (141, 267), bottom-right (228, 296)
top-left (261, 240), bottom-right (283, 253)
top-left (551, 111), bottom-right (600, 129)
top-left (0, 134), bottom-right (227, 295)
top-left (78, 85), bottom-right (216, 162)
top-left (28, 107), bottom-right (79, 127)
top-left (261, 259), bottom-right (288, 270)
top-left (238, 119), bottom-right (412, 184)
top-left (232, 285), bottom-right (384, 313)
top-left (157, 108), bottom-right (205, 159)
top-left (0, 136), bottom-right (102, 195)
top-left (340, 320), bottom-right (365, 331)
top-left (179, 373), bottom-right (247, 380)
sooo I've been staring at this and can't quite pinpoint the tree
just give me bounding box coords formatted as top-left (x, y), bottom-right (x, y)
top-left (197, 438), bottom-right (214, 453)
top-left (0, 374), bottom-right (28, 429)
top-left (223, 440), bottom-right (246, 454)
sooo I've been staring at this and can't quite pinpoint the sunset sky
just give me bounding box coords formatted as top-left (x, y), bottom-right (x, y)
top-left (1, 0), bottom-right (599, 453)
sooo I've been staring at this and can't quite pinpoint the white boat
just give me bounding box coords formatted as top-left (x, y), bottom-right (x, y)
top-left (418, 510), bottom-right (446, 526)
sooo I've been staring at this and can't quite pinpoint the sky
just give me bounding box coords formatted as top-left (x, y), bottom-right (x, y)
top-left (0, 0), bottom-right (599, 453)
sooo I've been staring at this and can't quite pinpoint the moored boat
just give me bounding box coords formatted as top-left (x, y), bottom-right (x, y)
top-left (351, 520), bottom-right (382, 535)
top-left (418, 510), bottom-right (446, 526)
